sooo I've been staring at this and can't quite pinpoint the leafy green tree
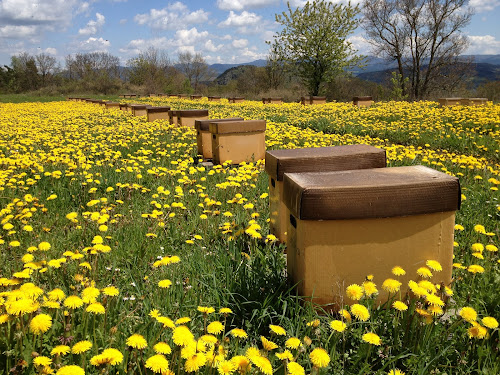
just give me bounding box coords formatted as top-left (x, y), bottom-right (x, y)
top-left (270, 0), bottom-right (362, 96)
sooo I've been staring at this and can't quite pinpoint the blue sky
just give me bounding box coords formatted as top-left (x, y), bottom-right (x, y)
top-left (0, 0), bottom-right (499, 67)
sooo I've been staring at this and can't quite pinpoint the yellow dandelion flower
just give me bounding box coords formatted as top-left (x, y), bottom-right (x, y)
top-left (219, 307), bottom-right (232, 315)
top-left (269, 324), bottom-right (286, 336)
top-left (173, 326), bottom-right (195, 346)
top-left (86, 302), bottom-right (105, 315)
top-left (392, 301), bottom-right (408, 312)
top-left (55, 365), bottom-right (85, 375)
top-left (339, 309), bottom-right (352, 322)
top-left (362, 332), bottom-right (382, 345)
top-left (482, 317), bottom-right (499, 329)
top-left (207, 321), bottom-right (224, 335)
top-left (285, 337), bottom-right (301, 349)
top-left (29, 314), bottom-right (52, 334)
top-left (362, 281), bottom-right (378, 297)
top-left (158, 279), bottom-right (172, 288)
top-left (154, 342), bottom-right (172, 355)
top-left (288, 362), bottom-right (305, 375)
top-left (382, 278), bottom-right (402, 293)
top-left (309, 348), bottom-right (330, 368)
top-left (231, 356), bottom-right (251, 373)
top-left (198, 306), bottom-right (215, 314)
top-left (38, 242), bottom-right (51, 251)
top-left (185, 352), bottom-right (206, 372)
top-left (261, 336), bottom-right (278, 351)
top-left (72, 340), bottom-right (92, 354)
top-left (51, 345), bottom-right (70, 356)
top-left (175, 317), bottom-right (191, 325)
top-left (426, 260), bottom-right (442, 272)
top-left (474, 224), bottom-right (486, 234)
top-left (471, 243), bottom-right (484, 252)
top-left (391, 266), bottom-right (406, 276)
top-left (251, 356), bottom-right (273, 375)
top-left (387, 369), bottom-right (405, 375)
top-left (63, 295), bottom-right (83, 309)
top-left (102, 286), bottom-right (119, 296)
top-left (346, 284), bottom-right (364, 301)
top-left (127, 334), bottom-right (148, 350)
top-left (328, 318), bottom-right (348, 334)
top-left (459, 307), bottom-right (477, 323)
top-left (416, 267), bottom-right (433, 279)
top-left (350, 304), bottom-right (370, 321)
top-left (306, 319), bottom-right (320, 327)
top-left (145, 354), bottom-right (170, 373)
top-left (33, 356), bottom-right (52, 367)
top-left (468, 323), bottom-right (488, 339)
top-left (230, 328), bottom-right (247, 339)
top-left (467, 265), bottom-right (485, 274)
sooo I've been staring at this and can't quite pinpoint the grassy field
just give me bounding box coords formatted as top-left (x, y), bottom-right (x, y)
top-left (0, 98), bottom-right (499, 375)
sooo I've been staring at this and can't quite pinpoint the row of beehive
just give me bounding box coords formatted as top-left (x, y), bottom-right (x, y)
top-left (69, 97), bottom-right (461, 308)
top-left (438, 98), bottom-right (488, 106)
top-left (68, 98), bottom-right (267, 166)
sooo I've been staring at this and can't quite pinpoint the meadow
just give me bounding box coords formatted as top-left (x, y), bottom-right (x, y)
top-left (0, 97), bottom-right (499, 375)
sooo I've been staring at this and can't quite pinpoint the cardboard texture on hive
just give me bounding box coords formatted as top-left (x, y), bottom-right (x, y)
top-left (265, 145), bottom-right (386, 181)
top-left (283, 165), bottom-right (460, 220)
top-left (195, 118), bottom-right (245, 132)
top-left (209, 120), bottom-right (266, 134)
top-left (146, 106), bottom-right (171, 113)
top-left (177, 109), bottom-right (209, 118)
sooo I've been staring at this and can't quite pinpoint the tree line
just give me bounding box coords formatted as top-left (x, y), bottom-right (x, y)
top-left (1, 0), bottom-right (498, 101)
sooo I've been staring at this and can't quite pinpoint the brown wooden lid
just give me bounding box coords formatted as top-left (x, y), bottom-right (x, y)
top-left (353, 96), bottom-right (372, 101)
top-left (130, 104), bottom-right (148, 109)
top-left (265, 145), bottom-right (386, 181)
top-left (177, 109), bottom-right (209, 117)
top-left (147, 106), bottom-right (171, 113)
top-left (195, 117), bottom-right (244, 131)
top-left (209, 120), bottom-right (266, 134)
top-left (283, 165), bottom-right (460, 220)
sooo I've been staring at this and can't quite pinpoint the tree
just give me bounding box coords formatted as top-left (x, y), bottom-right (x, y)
top-left (65, 52), bottom-right (121, 93)
top-left (177, 52), bottom-right (215, 92)
top-left (270, 0), bottom-right (361, 96)
top-left (362, 0), bottom-right (473, 100)
top-left (35, 53), bottom-right (58, 86)
top-left (127, 47), bottom-right (175, 93)
top-left (11, 53), bottom-right (40, 92)
top-left (265, 44), bottom-right (287, 91)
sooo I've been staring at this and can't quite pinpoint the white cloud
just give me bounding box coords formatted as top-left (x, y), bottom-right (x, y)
top-left (78, 37), bottom-right (110, 52)
top-left (466, 35), bottom-right (500, 54)
top-left (0, 0), bottom-right (81, 26)
top-left (0, 25), bottom-right (38, 39)
top-left (44, 47), bottom-right (57, 55)
top-left (174, 28), bottom-right (209, 46)
top-left (204, 40), bottom-right (223, 52)
top-left (221, 34), bottom-right (232, 40)
top-left (119, 37), bottom-right (171, 56)
top-left (217, 0), bottom-right (279, 11)
top-left (119, 19), bottom-right (127, 25)
top-left (134, 2), bottom-right (209, 31)
top-left (232, 38), bottom-right (248, 48)
top-left (347, 35), bottom-right (372, 55)
top-left (177, 45), bottom-right (196, 54)
top-left (469, 0), bottom-right (500, 12)
top-left (219, 11), bottom-right (262, 27)
top-left (287, 0), bottom-right (363, 7)
top-left (78, 13), bottom-right (105, 35)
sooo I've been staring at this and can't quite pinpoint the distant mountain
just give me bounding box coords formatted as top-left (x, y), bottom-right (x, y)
top-left (209, 59), bottom-right (266, 75)
top-left (214, 65), bottom-right (259, 85)
top-left (356, 62), bottom-right (500, 86)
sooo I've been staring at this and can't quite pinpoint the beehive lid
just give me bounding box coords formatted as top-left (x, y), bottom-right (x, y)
top-left (130, 104), bottom-right (147, 109)
top-left (283, 165), bottom-right (460, 220)
top-left (353, 96), bottom-right (372, 101)
top-left (265, 145), bottom-right (386, 181)
top-left (147, 106), bottom-right (171, 113)
top-left (195, 117), bottom-right (244, 131)
top-left (177, 109), bottom-right (209, 117)
top-left (209, 120), bottom-right (266, 134)
top-left (105, 102), bottom-right (120, 105)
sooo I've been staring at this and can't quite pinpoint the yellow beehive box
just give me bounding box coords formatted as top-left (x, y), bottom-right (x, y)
top-left (119, 103), bottom-right (128, 112)
top-left (105, 102), bottom-right (120, 110)
top-left (229, 97), bottom-right (245, 103)
top-left (353, 96), bottom-right (373, 108)
top-left (130, 104), bottom-right (149, 116)
top-left (146, 106), bottom-right (171, 122)
top-left (438, 98), bottom-right (462, 106)
top-left (208, 96), bottom-right (221, 102)
top-left (191, 95), bottom-right (202, 100)
top-left (210, 120), bottom-right (266, 165)
top-left (469, 98), bottom-right (488, 105)
top-left (283, 165), bottom-right (460, 308)
top-left (265, 145), bottom-right (386, 243)
top-left (195, 118), bottom-right (244, 159)
top-left (301, 96), bottom-right (326, 105)
top-left (178, 94), bottom-right (188, 99)
top-left (177, 109), bottom-right (209, 128)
